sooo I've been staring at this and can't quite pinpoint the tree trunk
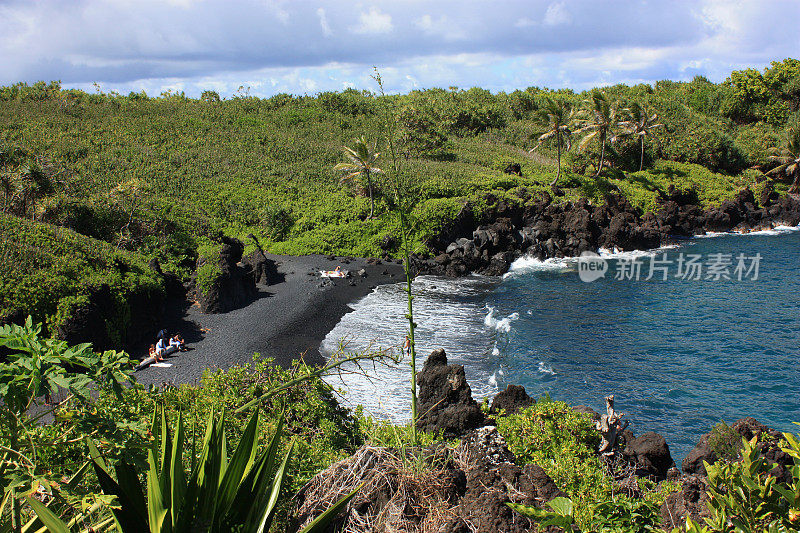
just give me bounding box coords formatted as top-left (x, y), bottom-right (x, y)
top-left (595, 394), bottom-right (629, 456)
top-left (366, 170), bottom-right (374, 218)
top-left (595, 136), bottom-right (606, 177)
top-left (551, 133), bottom-right (562, 187)
top-left (790, 172), bottom-right (800, 194)
top-left (639, 135), bottom-right (645, 172)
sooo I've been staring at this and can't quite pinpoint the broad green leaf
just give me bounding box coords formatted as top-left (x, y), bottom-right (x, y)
top-left (169, 412), bottom-right (187, 528)
top-left (24, 497), bottom-right (69, 533)
top-left (147, 448), bottom-right (168, 533)
top-left (298, 483), bottom-right (364, 533)
top-left (215, 409), bottom-right (260, 524)
top-left (547, 496), bottom-right (573, 516)
top-left (255, 439), bottom-right (295, 533)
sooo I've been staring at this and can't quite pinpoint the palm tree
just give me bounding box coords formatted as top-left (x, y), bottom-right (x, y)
top-left (622, 102), bottom-right (664, 172)
top-left (575, 91), bottom-right (623, 176)
top-left (530, 96), bottom-right (576, 186)
top-left (335, 136), bottom-right (383, 219)
top-left (767, 127), bottom-right (800, 193)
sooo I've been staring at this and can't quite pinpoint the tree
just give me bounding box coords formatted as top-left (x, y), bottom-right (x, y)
top-left (396, 104), bottom-right (448, 159)
top-left (622, 102), bottom-right (664, 171)
top-left (0, 317), bottom-right (135, 533)
top-left (767, 127), bottom-right (800, 193)
top-left (110, 177), bottom-right (148, 248)
top-left (575, 91), bottom-right (623, 176)
top-left (530, 96), bottom-right (576, 186)
top-left (335, 136), bottom-right (383, 219)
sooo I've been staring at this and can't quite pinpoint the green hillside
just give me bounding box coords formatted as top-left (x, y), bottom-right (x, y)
top-left (1, 59), bottom-right (798, 334)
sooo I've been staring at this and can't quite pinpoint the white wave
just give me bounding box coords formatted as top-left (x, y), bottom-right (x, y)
top-left (694, 231), bottom-right (728, 239)
top-left (508, 244), bottom-right (680, 278)
top-left (740, 224), bottom-right (800, 236)
top-left (484, 307), bottom-right (519, 333)
top-left (491, 345), bottom-right (500, 356)
top-left (506, 256), bottom-right (575, 277)
top-left (488, 367), bottom-right (505, 389)
top-left (598, 247), bottom-right (664, 259)
top-left (538, 361), bottom-right (556, 375)
top-left (322, 275), bottom-right (498, 422)
top-left (696, 224), bottom-right (800, 239)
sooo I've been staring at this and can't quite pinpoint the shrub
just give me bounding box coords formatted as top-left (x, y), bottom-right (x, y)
top-left (707, 421), bottom-right (742, 463)
top-left (495, 398), bottom-right (607, 527)
top-left (195, 262), bottom-right (222, 297)
top-left (680, 434), bottom-right (800, 532)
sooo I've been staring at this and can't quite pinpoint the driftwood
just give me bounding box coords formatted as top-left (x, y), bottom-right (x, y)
top-left (595, 395), bottom-right (628, 456)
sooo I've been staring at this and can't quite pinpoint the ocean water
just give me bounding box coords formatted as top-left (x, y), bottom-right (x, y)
top-left (321, 227), bottom-right (800, 460)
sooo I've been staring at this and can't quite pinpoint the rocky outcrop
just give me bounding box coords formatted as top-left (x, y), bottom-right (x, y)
top-left (682, 417), bottom-right (792, 482)
top-left (194, 236), bottom-right (257, 314)
top-left (292, 427), bottom-right (566, 533)
top-left (447, 426), bottom-right (566, 533)
top-left (623, 431), bottom-right (674, 481)
top-left (55, 281), bottom-right (166, 351)
top-left (490, 384), bottom-right (535, 415)
top-left (416, 187), bottom-right (800, 278)
top-left (660, 474), bottom-right (711, 530)
top-left (242, 235), bottom-right (282, 286)
top-left (416, 349), bottom-right (485, 437)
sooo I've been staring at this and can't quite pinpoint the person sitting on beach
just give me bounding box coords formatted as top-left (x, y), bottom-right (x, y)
top-left (149, 343), bottom-right (161, 362)
top-left (169, 334), bottom-right (186, 352)
top-left (155, 335), bottom-right (169, 359)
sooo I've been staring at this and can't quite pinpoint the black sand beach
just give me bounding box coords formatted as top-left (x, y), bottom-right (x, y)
top-left (135, 254), bottom-right (404, 387)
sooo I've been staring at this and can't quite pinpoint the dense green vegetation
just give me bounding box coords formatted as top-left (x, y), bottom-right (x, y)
top-left (497, 399), bottom-right (677, 530)
top-left (0, 319), bottom-right (376, 531)
top-left (1, 59), bottom-right (799, 339)
top-left (3, 322), bottom-right (798, 532)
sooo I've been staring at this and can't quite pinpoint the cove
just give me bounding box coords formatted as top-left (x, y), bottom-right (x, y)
top-left (322, 228), bottom-right (800, 460)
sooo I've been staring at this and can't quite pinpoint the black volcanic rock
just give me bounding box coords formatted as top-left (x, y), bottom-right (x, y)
top-left (660, 474), bottom-right (711, 530)
top-left (682, 417), bottom-right (792, 482)
top-left (490, 384), bottom-right (535, 415)
top-left (415, 187), bottom-right (799, 278)
top-left (623, 431), bottom-right (674, 481)
top-left (195, 236), bottom-right (257, 314)
top-left (416, 349), bottom-right (485, 437)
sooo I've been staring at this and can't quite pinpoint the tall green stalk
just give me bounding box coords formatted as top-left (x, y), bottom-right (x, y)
top-left (9, 416), bottom-right (20, 533)
top-left (372, 69), bottom-right (419, 444)
top-left (399, 209), bottom-right (418, 444)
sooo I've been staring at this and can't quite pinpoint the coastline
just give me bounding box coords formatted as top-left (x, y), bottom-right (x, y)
top-left (134, 253), bottom-right (405, 387)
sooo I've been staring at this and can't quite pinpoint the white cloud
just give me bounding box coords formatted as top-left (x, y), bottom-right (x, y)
top-left (514, 17), bottom-right (537, 28)
top-left (0, 0), bottom-right (797, 99)
top-left (414, 13), bottom-right (466, 41)
top-left (352, 7), bottom-right (393, 35)
top-left (415, 14), bottom-right (433, 31)
top-left (565, 47), bottom-right (670, 72)
top-left (317, 7), bottom-right (333, 37)
top-left (265, 0), bottom-right (289, 25)
top-left (543, 2), bottom-right (572, 26)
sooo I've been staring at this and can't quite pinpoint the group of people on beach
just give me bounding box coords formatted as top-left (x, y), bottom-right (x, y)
top-left (148, 330), bottom-right (187, 362)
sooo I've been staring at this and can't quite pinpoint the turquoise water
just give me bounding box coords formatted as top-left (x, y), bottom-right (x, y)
top-left (323, 228), bottom-right (800, 460)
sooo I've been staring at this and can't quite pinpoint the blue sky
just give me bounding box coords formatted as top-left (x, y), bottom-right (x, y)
top-left (1, 0), bottom-right (798, 98)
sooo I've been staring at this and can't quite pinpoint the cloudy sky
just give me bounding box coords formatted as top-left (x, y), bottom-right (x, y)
top-left (1, 0), bottom-right (798, 98)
